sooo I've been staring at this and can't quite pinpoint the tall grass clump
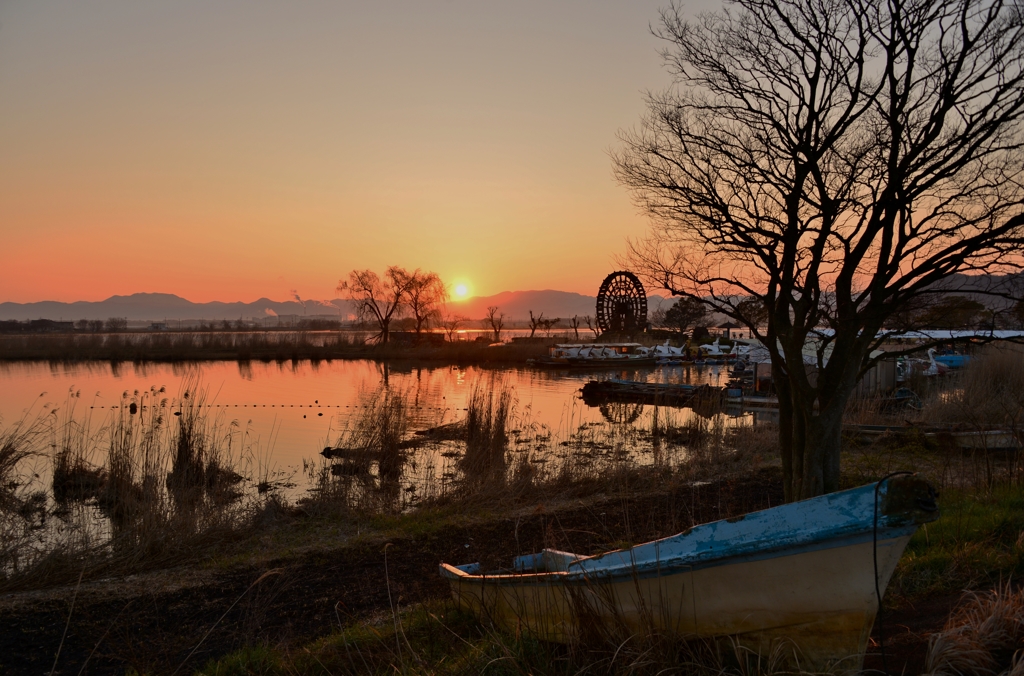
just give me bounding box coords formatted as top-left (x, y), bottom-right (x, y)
top-left (923, 344), bottom-right (1024, 431)
top-left (0, 405), bottom-right (46, 513)
top-left (307, 387), bottom-right (409, 514)
top-left (460, 382), bottom-right (515, 483)
top-left (0, 377), bottom-right (265, 592)
top-left (0, 402), bottom-right (49, 581)
top-left (923, 584), bottom-right (1024, 676)
top-left (51, 392), bottom-right (104, 503)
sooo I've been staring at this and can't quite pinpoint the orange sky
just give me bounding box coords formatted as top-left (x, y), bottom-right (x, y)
top-left (0, 1), bottom-right (713, 304)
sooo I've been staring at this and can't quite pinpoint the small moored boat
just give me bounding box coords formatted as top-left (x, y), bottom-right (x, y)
top-left (580, 378), bottom-right (723, 407)
top-left (440, 475), bottom-right (938, 672)
top-left (529, 343), bottom-right (658, 368)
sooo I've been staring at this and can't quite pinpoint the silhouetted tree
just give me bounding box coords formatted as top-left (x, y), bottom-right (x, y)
top-left (485, 306), bottom-right (505, 342)
top-left (541, 317), bottom-right (560, 335)
top-left (617, 0), bottom-right (1024, 500)
top-left (338, 267), bottom-right (416, 345)
top-left (568, 316), bottom-right (582, 340)
top-left (401, 270), bottom-right (448, 335)
top-left (915, 297), bottom-right (988, 330)
top-left (104, 317), bottom-right (127, 332)
top-left (663, 297), bottom-right (710, 335)
top-left (440, 310), bottom-right (468, 341)
top-left (528, 311), bottom-right (544, 338)
top-left (1011, 301), bottom-right (1024, 330)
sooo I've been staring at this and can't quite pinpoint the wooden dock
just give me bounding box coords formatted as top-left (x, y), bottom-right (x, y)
top-left (580, 379), bottom-right (724, 407)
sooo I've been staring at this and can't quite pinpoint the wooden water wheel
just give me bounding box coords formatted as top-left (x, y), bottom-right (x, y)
top-left (596, 271), bottom-right (647, 334)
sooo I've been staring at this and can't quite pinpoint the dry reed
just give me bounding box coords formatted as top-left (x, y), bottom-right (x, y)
top-left (0, 377), bottom-right (267, 592)
top-left (306, 387), bottom-right (409, 514)
top-left (460, 381), bottom-right (514, 482)
top-left (924, 583), bottom-right (1024, 676)
top-left (922, 344), bottom-right (1024, 430)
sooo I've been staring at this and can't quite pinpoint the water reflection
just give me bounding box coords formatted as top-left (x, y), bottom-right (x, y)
top-left (0, 360), bottom-right (759, 494)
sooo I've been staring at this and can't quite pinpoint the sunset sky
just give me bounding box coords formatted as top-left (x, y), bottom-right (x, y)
top-left (0, 0), bottom-right (713, 304)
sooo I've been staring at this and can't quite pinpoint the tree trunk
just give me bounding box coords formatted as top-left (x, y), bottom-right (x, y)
top-left (774, 367), bottom-right (797, 503)
top-left (778, 392), bottom-right (845, 500)
top-left (775, 341), bottom-right (857, 501)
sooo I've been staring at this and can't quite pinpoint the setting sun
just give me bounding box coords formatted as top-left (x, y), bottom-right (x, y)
top-left (454, 284), bottom-right (469, 298)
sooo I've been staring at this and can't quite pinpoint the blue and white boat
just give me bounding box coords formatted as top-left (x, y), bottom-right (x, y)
top-left (440, 475), bottom-right (938, 672)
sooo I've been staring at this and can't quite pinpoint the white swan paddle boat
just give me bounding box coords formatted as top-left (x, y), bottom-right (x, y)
top-left (440, 475), bottom-right (938, 672)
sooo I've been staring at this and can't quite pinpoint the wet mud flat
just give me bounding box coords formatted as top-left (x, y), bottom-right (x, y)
top-left (0, 468), bottom-right (948, 675)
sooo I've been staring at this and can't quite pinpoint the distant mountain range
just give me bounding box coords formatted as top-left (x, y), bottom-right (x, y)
top-left (5, 274), bottom-right (1012, 324)
top-left (0, 291), bottom-right (673, 323)
top-left (0, 293), bottom-right (351, 322)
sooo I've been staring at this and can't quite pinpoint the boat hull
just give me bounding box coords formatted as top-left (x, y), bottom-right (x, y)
top-left (444, 532), bottom-right (911, 672)
top-left (440, 476), bottom-right (938, 673)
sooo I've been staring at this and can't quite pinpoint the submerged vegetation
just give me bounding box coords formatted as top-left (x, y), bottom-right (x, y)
top-left (0, 380), bottom-right (268, 592)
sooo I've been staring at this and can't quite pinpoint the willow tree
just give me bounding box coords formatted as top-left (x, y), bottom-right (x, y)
top-left (402, 270), bottom-right (448, 335)
top-left (615, 0), bottom-right (1024, 501)
top-left (339, 267), bottom-right (417, 345)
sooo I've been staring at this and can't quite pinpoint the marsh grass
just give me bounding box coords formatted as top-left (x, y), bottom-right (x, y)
top-left (197, 597), bottom-right (828, 676)
top-left (0, 378), bottom-right (269, 592)
top-left (305, 387), bottom-right (412, 516)
top-left (0, 401), bottom-right (47, 512)
top-left (922, 583), bottom-right (1024, 676)
top-left (0, 400), bottom-right (51, 580)
top-left (460, 382), bottom-right (515, 483)
top-left (921, 344), bottom-right (1024, 430)
top-left (301, 380), bottom-right (775, 528)
top-left (841, 348), bottom-right (1024, 603)
top-left (0, 330), bottom-right (359, 362)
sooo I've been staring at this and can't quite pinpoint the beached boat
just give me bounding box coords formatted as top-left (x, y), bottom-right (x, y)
top-left (440, 475), bottom-right (938, 672)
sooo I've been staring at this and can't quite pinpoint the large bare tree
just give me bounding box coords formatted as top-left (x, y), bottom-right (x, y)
top-left (401, 269), bottom-right (448, 335)
top-left (338, 267), bottom-right (416, 345)
top-left (615, 0), bottom-right (1024, 501)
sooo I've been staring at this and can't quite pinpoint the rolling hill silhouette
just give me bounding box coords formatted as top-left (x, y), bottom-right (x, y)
top-left (0, 290), bottom-right (672, 323)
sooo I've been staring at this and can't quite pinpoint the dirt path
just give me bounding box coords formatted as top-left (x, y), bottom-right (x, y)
top-left (0, 470), bottom-right (950, 675)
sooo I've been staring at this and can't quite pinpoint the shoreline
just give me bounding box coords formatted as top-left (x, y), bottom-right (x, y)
top-left (0, 333), bottom-right (555, 365)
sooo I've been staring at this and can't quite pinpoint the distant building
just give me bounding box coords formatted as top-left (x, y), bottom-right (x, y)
top-left (711, 322), bottom-right (752, 340)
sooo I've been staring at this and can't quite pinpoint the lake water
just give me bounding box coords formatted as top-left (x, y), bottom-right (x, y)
top-left (0, 359), bottom-right (743, 494)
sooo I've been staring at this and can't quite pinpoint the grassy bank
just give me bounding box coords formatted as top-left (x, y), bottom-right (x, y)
top-left (192, 470), bottom-right (1024, 676)
top-left (196, 599), bottom-right (757, 676)
top-left (0, 331), bottom-right (553, 363)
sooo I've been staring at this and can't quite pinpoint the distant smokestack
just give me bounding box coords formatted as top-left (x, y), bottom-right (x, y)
top-left (291, 290), bottom-right (306, 315)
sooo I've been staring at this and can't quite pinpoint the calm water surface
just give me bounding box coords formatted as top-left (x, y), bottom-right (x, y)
top-left (0, 360), bottom-right (739, 489)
